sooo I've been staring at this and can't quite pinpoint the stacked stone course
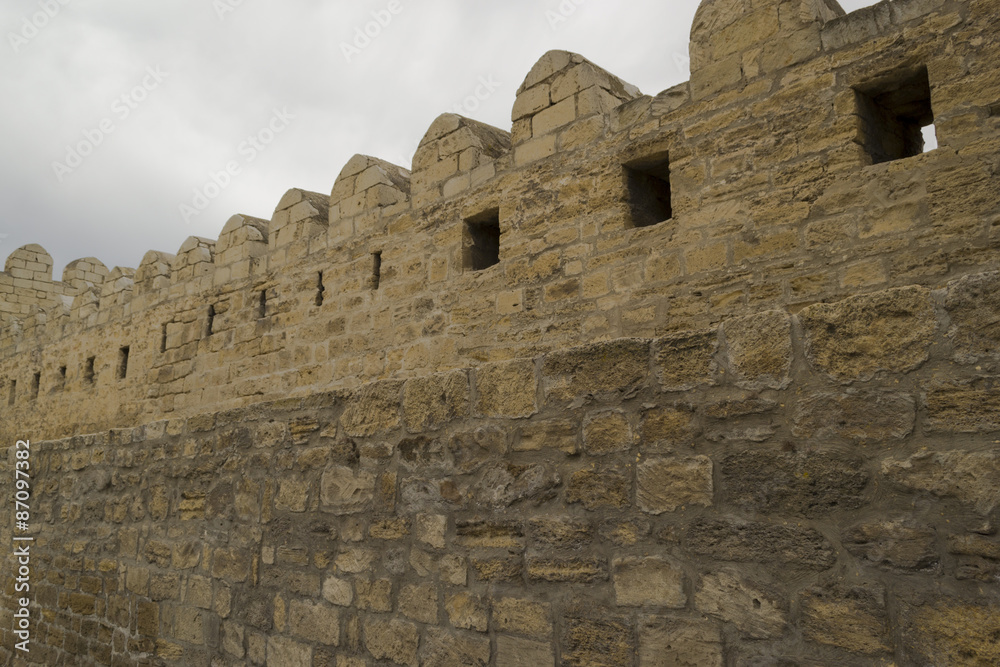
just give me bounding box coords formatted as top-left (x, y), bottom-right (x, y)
top-left (2, 0), bottom-right (999, 664)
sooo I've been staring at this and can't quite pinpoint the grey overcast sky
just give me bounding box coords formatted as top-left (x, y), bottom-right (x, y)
top-left (1, 0), bottom-right (879, 275)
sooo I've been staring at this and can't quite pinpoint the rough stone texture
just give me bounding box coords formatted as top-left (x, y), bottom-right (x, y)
top-left (882, 450), bottom-right (1000, 515)
top-left (402, 371), bottom-right (469, 431)
top-left (638, 617), bottom-right (723, 667)
top-left (613, 557), bottom-right (686, 608)
top-left (720, 449), bottom-right (869, 517)
top-left (801, 584), bottom-right (891, 656)
top-left (801, 286), bottom-right (937, 381)
top-left (945, 271), bottom-right (1000, 361)
top-left (652, 329), bottom-right (718, 391)
top-left (843, 519), bottom-right (939, 571)
top-left (475, 359), bottom-right (538, 418)
top-left (723, 310), bottom-right (792, 389)
top-left (3, 4), bottom-right (1000, 665)
top-left (636, 456), bottom-right (713, 514)
top-left (793, 390), bottom-right (915, 442)
top-left (694, 570), bottom-right (787, 639)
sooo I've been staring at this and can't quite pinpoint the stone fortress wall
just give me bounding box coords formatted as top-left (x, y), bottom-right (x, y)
top-left (1, 0), bottom-right (999, 664)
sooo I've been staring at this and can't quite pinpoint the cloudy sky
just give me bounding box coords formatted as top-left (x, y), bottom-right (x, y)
top-left (1, 0), bottom-right (879, 275)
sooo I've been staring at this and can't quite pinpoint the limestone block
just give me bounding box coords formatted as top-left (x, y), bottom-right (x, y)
top-left (638, 617), bottom-right (723, 667)
top-left (637, 456), bottom-right (713, 513)
top-left (881, 450), bottom-right (1000, 514)
top-left (364, 618), bottom-right (419, 667)
top-left (695, 570), bottom-right (787, 639)
top-left (613, 557), bottom-right (686, 608)
top-left (801, 583), bottom-right (890, 656)
top-left (402, 370), bottom-right (469, 431)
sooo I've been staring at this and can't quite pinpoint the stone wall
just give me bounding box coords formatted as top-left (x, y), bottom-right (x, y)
top-left (2, 0), bottom-right (1000, 442)
top-left (2, 0), bottom-right (999, 664)
top-left (2, 273), bottom-right (999, 665)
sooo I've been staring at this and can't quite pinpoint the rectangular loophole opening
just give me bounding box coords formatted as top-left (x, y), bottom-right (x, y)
top-left (315, 273), bottom-right (325, 307)
top-left (8, 380), bottom-right (15, 406)
top-left (205, 305), bottom-right (216, 337)
top-left (117, 346), bottom-right (130, 380)
top-left (624, 150), bottom-right (672, 228)
top-left (371, 252), bottom-right (382, 290)
top-left (84, 357), bottom-right (95, 384)
top-left (31, 372), bottom-right (40, 400)
top-left (855, 66), bottom-right (934, 164)
top-left (58, 365), bottom-right (67, 390)
top-left (464, 209), bottom-right (501, 271)
top-left (258, 289), bottom-right (268, 318)
top-left (160, 324), bottom-right (168, 353)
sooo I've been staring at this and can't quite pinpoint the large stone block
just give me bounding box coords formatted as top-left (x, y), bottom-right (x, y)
top-left (925, 382), bottom-right (1000, 432)
top-left (722, 310), bottom-right (792, 389)
top-left (944, 271), bottom-right (1000, 361)
top-left (638, 617), bottom-right (723, 667)
top-left (652, 329), bottom-right (719, 391)
top-left (801, 583), bottom-right (891, 656)
top-left (542, 339), bottom-right (649, 401)
top-left (566, 468), bottom-right (631, 510)
top-left (340, 380), bottom-right (403, 436)
top-left (402, 371), bottom-right (469, 431)
top-left (423, 628), bottom-right (490, 667)
top-left (637, 456), bottom-right (713, 514)
top-left (288, 599), bottom-right (339, 646)
top-left (901, 600), bottom-right (1000, 666)
top-left (793, 390), bottom-right (915, 442)
top-left (320, 467), bottom-right (376, 515)
top-left (686, 517), bottom-right (836, 570)
top-left (364, 617), bottom-right (419, 667)
top-left (613, 558), bottom-right (685, 608)
top-left (881, 450), bottom-right (1000, 514)
top-left (582, 410), bottom-right (633, 454)
top-left (694, 570), bottom-right (787, 639)
top-left (493, 598), bottom-right (552, 640)
top-left (496, 635), bottom-right (554, 667)
top-left (475, 359), bottom-right (538, 418)
top-left (843, 519), bottom-right (938, 572)
top-left (562, 617), bottom-right (634, 667)
top-left (800, 286), bottom-right (937, 380)
top-left (720, 449), bottom-right (869, 517)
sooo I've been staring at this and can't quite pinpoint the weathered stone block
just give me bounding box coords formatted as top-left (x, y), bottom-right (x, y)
top-left (267, 635), bottom-right (312, 667)
top-left (445, 592), bottom-right (488, 632)
top-left (637, 456), bottom-right (713, 514)
top-left (843, 519), bottom-right (938, 571)
top-left (399, 583), bottom-right (437, 624)
top-left (720, 449), bottom-right (869, 517)
top-left (694, 570), bottom-right (786, 639)
top-left (652, 329), bottom-right (718, 391)
top-left (800, 286), bottom-right (937, 380)
top-left (801, 583), bottom-right (890, 656)
top-left (423, 628), bottom-right (490, 667)
top-left (793, 390), bottom-right (915, 442)
top-left (527, 557), bottom-right (606, 583)
top-left (288, 599), bottom-right (339, 646)
top-left (613, 558), bottom-right (685, 608)
top-left (496, 635), bottom-right (554, 667)
top-left (925, 382), bottom-right (1000, 432)
top-left (402, 371), bottom-right (469, 431)
top-left (640, 405), bottom-right (697, 451)
top-left (901, 600), bottom-right (1000, 666)
top-left (686, 517), bottom-right (836, 570)
top-left (476, 359), bottom-right (538, 418)
top-left (723, 310), bottom-right (792, 389)
top-left (528, 517), bottom-right (592, 549)
top-left (638, 617), bottom-right (723, 667)
top-left (882, 449), bottom-right (1000, 514)
top-left (582, 410), bottom-right (632, 454)
top-left (319, 467), bottom-right (375, 515)
top-left (542, 339), bottom-right (649, 401)
top-left (340, 380), bottom-right (403, 436)
top-left (566, 468), bottom-right (630, 510)
top-left (364, 617), bottom-right (419, 667)
top-left (945, 271), bottom-right (1000, 361)
top-left (562, 617), bottom-right (634, 667)
top-left (493, 598), bottom-right (552, 640)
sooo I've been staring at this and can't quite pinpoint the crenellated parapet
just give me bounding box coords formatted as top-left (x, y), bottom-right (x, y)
top-left (1, 0), bottom-right (998, 437)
